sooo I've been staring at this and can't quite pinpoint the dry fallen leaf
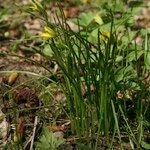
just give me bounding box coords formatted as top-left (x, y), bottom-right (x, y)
top-left (48, 125), bottom-right (65, 132)
top-left (0, 110), bottom-right (9, 147)
top-left (63, 7), bottom-right (80, 18)
top-left (8, 72), bottom-right (19, 85)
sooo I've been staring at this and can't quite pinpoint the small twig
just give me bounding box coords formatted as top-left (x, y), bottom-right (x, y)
top-left (30, 116), bottom-right (38, 150)
top-left (24, 136), bottom-right (32, 150)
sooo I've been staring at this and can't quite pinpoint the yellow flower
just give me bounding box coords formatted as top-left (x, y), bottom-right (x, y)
top-left (30, 0), bottom-right (43, 11)
top-left (40, 26), bottom-right (56, 40)
top-left (100, 32), bottom-right (110, 42)
top-left (93, 14), bottom-right (103, 25)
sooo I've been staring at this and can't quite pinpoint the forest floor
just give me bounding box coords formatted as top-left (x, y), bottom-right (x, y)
top-left (0, 0), bottom-right (150, 149)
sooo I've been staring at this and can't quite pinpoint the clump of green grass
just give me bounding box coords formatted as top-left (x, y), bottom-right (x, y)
top-left (22, 0), bottom-right (150, 149)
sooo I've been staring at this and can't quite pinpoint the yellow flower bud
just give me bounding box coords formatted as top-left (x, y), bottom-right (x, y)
top-left (100, 32), bottom-right (110, 42)
top-left (30, 0), bottom-right (43, 11)
top-left (40, 26), bottom-right (56, 40)
top-left (93, 14), bottom-right (103, 25)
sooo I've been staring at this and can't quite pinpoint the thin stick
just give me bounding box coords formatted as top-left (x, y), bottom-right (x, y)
top-left (24, 136), bottom-right (32, 150)
top-left (30, 116), bottom-right (38, 150)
